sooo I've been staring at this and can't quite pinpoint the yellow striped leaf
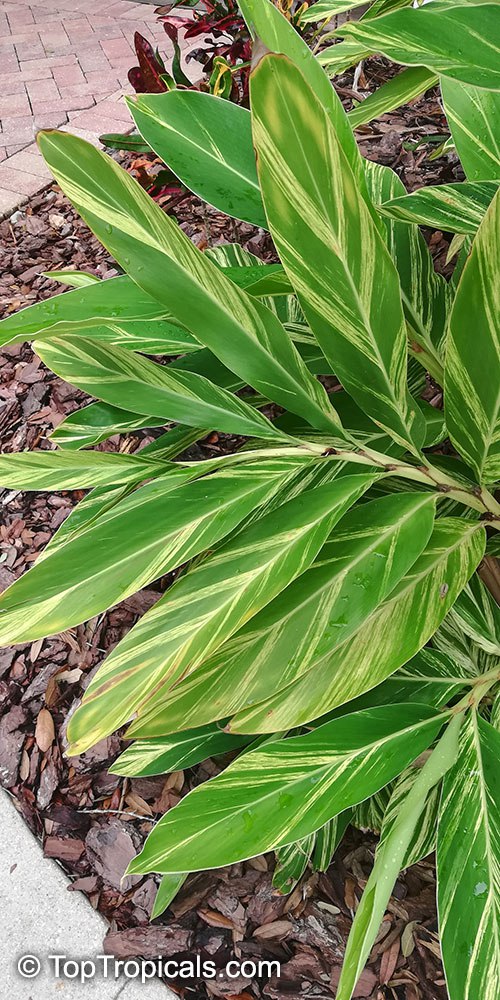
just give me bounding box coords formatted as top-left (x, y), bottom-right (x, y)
top-left (445, 189), bottom-right (500, 483)
top-left (66, 475), bottom-right (374, 755)
top-left (229, 520), bottom-right (485, 732)
top-left (109, 725), bottom-right (252, 778)
top-left (0, 449), bottom-right (173, 491)
top-left (348, 67), bottom-right (438, 129)
top-left (0, 456), bottom-right (313, 645)
top-left (379, 182), bottom-right (499, 235)
top-left (0, 273), bottom-right (198, 354)
top-left (336, 5), bottom-right (500, 91)
top-left (251, 53), bottom-right (424, 453)
top-left (126, 705), bottom-right (446, 874)
top-left (35, 336), bottom-right (285, 441)
top-left (37, 130), bottom-right (340, 436)
top-left (441, 79), bottom-right (500, 181)
top-left (126, 492), bottom-right (438, 737)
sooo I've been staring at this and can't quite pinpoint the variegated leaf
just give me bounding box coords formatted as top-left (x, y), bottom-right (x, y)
top-left (438, 712), bottom-right (500, 1000)
top-left (364, 160), bottom-right (446, 380)
top-left (126, 705), bottom-right (445, 874)
top-left (0, 273), bottom-right (198, 354)
top-left (0, 456), bottom-right (314, 645)
top-left (317, 40), bottom-right (374, 78)
top-left (35, 336), bottom-right (284, 441)
top-left (50, 403), bottom-right (201, 453)
top-left (441, 79), bottom-right (500, 181)
top-left (251, 53), bottom-right (424, 453)
top-left (448, 575), bottom-right (500, 656)
top-left (66, 475), bottom-right (374, 755)
top-left (37, 131), bottom-right (340, 435)
top-left (109, 725), bottom-right (252, 777)
top-left (312, 812), bottom-right (352, 871)
top-left (445, 189), bottom-right (500, 483)
top-left (273, 836), bottom-right (315, 894)
top-left (336, 5), bottom-right (500, 90)
top-left (379, 182), bottom-right (498, 235)
top-left (0, 448), bottom-right (174, 491)
top-left (238, 0), bottom-right (375, 212)
top-left (228, 520), bottom-right (485, 733)
top-left (348, 67), bottom-right (438, 129)
top-left (127, 492), bottom-right (438, 737)
top-left (300, 0), bottom-right (372, 24)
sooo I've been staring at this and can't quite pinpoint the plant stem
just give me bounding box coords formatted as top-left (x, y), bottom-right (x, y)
top-left (178, 441), bottom-right (500, 523)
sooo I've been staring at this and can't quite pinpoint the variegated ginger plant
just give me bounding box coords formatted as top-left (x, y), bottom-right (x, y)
top-left (0, 0), bottom-right (499, 996)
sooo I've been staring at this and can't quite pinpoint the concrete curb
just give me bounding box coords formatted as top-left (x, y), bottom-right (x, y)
top-left (0, 790), bottom-right (174, 999)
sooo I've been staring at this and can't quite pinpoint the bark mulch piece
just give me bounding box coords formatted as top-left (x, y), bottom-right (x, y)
top-left (0, 81), bottom-right (458, 998)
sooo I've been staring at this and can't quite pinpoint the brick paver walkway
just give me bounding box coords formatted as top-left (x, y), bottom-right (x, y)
top-left (0, 0), bottom-right (176, 217)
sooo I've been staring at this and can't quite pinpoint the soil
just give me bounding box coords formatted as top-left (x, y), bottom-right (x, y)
top-left (0, 61), bottom-right (460, 1000)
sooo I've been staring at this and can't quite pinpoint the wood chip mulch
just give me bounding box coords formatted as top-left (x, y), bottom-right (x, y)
top-left (0, 65), bottom-right (460, 1000)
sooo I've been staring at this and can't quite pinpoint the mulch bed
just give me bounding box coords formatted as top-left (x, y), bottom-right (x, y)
top-left (0, 61), bottom-right (460, 1000)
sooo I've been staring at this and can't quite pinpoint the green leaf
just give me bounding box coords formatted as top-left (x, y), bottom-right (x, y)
top-left (37, 130), bottom-right (339, 436)
top-left (229, 519), bottom-right (485, 733)
top-left (43, 269), bottom-right (99, 288)
top-left (127, 492), bottom-right (438, 737)
top-left (338, 712), bottom-right (461, 1000)
top-left (251, 53), bottom-right (424, 453)
top-left (437, 712), bottom-right (500, 1000)
top-left (347, 67), bottom-right (438, 129)
top-left (128, 91), bottom-right (267, 228)
top-left (0, 455), bottom-right (313, 645)
top-left (0, 274), bottom-right (198, 354)
top-left (126, 704), bottom-right (446, 874)
top-left (67, 475), bottom-right (374, 755)
top-left (151, 874), bottom-right (187, 919)
top-left (336, 5), bottom-right (500, 91)
top-left (0, 448), bottom-right (175, 491)
top-left (109, 725), bottom-right (252, 777)
top-left (35, 336), bottom-right (283, 441)
top-left (441, 79), bottom-right (500, 181)
top-left (445, 188), bottom-right (500, 483)
top-left (379, 182), bottom-right (499, 235)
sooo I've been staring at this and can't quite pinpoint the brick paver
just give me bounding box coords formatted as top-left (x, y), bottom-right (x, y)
top-left (0, 0), bottom-right (186, 218)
